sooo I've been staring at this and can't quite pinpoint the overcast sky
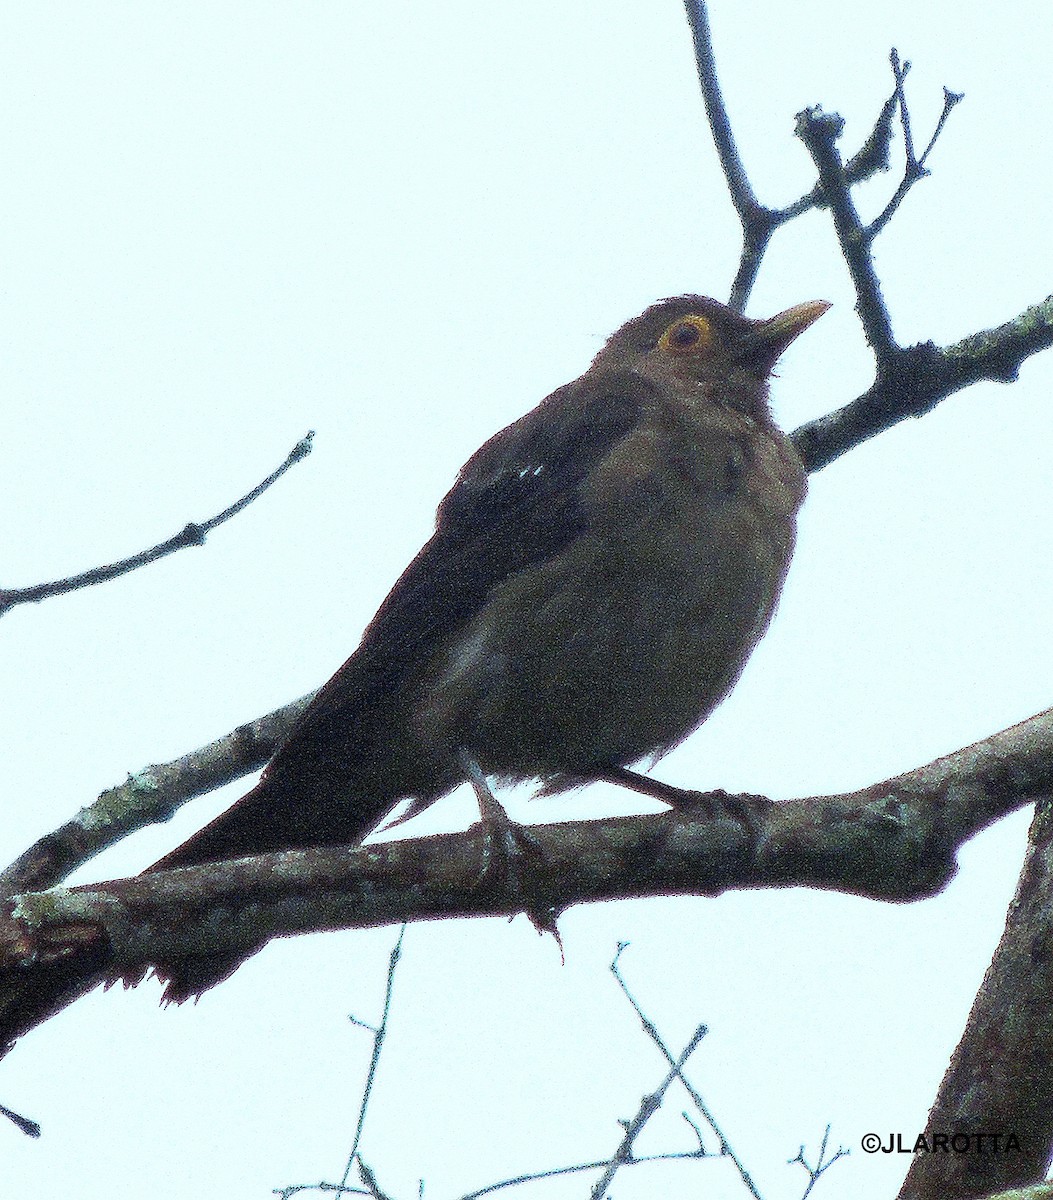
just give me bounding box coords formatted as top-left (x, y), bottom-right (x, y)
top-left (2, 4), bottom-right (1051, 1198)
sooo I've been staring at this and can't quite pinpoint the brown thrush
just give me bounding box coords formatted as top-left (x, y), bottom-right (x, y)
top-left (150, 294), bottom-right (828, 991)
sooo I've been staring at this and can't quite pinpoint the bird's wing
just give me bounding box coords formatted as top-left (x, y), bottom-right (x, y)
top-left (276, 373), bottom-right (654, 779)
top-left (375, 372), bottom-right (653, 647)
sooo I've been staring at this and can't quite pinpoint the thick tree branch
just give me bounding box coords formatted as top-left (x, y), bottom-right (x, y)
top-left (2, 705), bottom-right (1051, 1056)
top-left (898, 798), bottom-right (1053, 1200)
top-left (0, 431), bottom-right (314, 618)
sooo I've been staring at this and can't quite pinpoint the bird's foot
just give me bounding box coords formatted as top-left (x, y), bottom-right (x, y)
top-left (598, 767), bottom-right (773, 856)
top-left (481, 812), bottom-right (563, 945)
top-left (458, 752), bottom-right (562, 942)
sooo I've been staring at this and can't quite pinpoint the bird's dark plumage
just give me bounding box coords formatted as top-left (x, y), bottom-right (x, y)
top-left (150, 295), bottom-right (828, 922)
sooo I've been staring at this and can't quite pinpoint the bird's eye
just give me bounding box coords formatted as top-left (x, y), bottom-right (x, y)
top-left (658, 314), bottom-right (713, 355)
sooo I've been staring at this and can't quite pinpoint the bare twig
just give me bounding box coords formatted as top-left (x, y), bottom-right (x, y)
top-left (588, 1024), bottom-right (707, 1198)
top-left (338, 928), bottom-right (406, 1193)
top-left (918, 85), bottom-right (964, 170)
top-left (0, 1100), bottom-right (40, 1139)
top-left (681, 0), bottom-right (758, 225)
top-left (682, 0), bottom-right (772, 308)
top-left (456, 1147), bottom-right (707, 1200)
top-left (611, 943), bottom-right (761, 1198)
top-left (789, 1125), bottom-right (849, 1199)
top-left (274, 1182), bottom-right (367, 1200)
top-left (0, 430), bottom-right (314, 617)
top-left (867, 50), bottom-right (963, 240)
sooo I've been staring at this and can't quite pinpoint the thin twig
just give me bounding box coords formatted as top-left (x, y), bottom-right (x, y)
top-left (682, 0), bottom-right (897, 311)
top-left (682, 0), bottom-right (762, 227)
top-left (274, 1180), bottom-right (367, 1199)
top-left (919, 86), bottom-right (964, 167)
top-left (893, 52), bottom-right (916, 160)
top-left (0, 430), bottom-right (314, 617)
top-left (588, 1024), bottom-right (707, 1198)
top-left (611, 944), bottom-right (762, 1198)
top-left (866, 50), bottom-right (963, 240)
top-left (0, 1100), bottom-right (41, 1139)
top-left (789, 1124), bottom-right (849, 1199)
top-left (340, 927), bottom-right (406, 1190)
top-left (456, 1147), bottom-right (708, 1200)
top-left (682, 0), bottom-right (773, 308)
top-left (273, 927), bottom-right (406, 1200)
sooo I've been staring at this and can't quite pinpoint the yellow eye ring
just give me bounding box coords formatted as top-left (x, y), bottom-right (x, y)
top-left (658, 314), bottom-right (713, 355)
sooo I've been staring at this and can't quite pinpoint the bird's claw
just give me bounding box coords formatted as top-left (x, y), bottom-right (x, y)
top-left (478, 811), bottom-right (562, 942)
top-left (459, 750), bottom-right (563, 942)
top-left (479, 813), bottom-right (543, 876)
top-left (598, 767), bottom-right (772, 860)
top-left (670, 787), bottom-right (772, 857)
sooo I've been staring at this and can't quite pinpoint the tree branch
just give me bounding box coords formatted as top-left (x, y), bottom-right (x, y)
top-left (682, 0), bottom-right (772, 308)
top-left (790, 295), bottom-right (1053, 473)
top-left (898, 797), bottom-right (1053, 1200)
top-left (682, 0), bottom-right (895, 310)
top-left (0, 694), bottom-right (314, 897)
top-left (2, 705), bottom-right (1051, 1056)
top-left (795, 105), bottom-right (898, 359)
top-left (0, 431), bottom-right (314, 618)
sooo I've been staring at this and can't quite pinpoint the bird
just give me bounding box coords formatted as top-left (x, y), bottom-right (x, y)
top-left (146, 293), bottom-right (827, 993)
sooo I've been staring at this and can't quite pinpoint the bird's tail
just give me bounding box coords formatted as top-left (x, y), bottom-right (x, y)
top-left (146, 766), bottom-right (388, 874)
top-left (139, 705), bottom-right (410, 998)
top-left (138, 633), bottom-right (457, 995)
top-left (137, 766), bottom-right (394, 1001)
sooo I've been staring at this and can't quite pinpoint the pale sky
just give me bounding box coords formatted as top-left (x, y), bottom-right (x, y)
top-left (2, 4), bottom-right (1051, 1198)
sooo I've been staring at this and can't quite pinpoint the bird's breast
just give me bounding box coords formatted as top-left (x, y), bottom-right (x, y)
top-left (415, 407), bottom-right (805, 782)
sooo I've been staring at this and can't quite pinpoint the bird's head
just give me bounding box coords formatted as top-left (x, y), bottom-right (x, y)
top-left (591, 294), bottom-right (830, 420)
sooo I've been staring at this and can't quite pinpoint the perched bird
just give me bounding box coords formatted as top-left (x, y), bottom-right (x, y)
top-left (151, 295), bottom-right (827, 889)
